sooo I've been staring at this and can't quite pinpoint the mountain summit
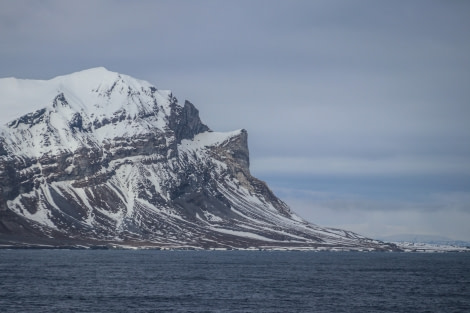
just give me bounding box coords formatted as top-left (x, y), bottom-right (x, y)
top-left (0, 68), bottom-right (395, 250)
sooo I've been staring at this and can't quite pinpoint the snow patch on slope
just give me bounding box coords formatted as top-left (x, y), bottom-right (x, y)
top-left (179, 130), bottom-right (244, 150)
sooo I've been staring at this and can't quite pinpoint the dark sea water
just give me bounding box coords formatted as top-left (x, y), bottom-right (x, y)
top-left (0, 250), bottom-right (469, 313)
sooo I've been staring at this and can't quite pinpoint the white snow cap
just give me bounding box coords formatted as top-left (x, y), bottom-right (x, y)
top-left (0, 67), bottom-right (171, 125)
top-left (0, 67), bottom-right (177, 157)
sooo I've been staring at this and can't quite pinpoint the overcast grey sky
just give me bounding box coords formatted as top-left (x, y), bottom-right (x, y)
top-left (1, 0), bottom-right (469, 240)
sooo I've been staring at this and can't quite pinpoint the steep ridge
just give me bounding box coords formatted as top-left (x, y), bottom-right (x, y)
top-left (0, 68), bottom-right (397, 250)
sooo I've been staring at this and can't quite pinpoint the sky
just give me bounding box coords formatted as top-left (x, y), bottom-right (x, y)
top-left (1, 0), bottom-right (469, 241)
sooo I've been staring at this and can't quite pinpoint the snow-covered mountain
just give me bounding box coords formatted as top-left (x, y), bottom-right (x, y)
top-left (0, 67), bottom-right (397, 250)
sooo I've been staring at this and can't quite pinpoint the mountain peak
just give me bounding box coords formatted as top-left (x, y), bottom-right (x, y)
top-left (0, 69), bottom-right (196, 158)
top-left (55, 66), bottom-right (115, 78)
top-left (73, 66), bottom-right (112, 74)
top-left (0, 68), bottom-right (168, 126)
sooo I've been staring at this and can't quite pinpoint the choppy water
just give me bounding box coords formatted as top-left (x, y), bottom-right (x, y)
top-left (0, 250), bottom-right (469, 312)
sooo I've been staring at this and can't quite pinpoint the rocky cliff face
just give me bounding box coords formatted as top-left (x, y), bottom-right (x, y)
top-left (0, 68), bottom-right (397, 250)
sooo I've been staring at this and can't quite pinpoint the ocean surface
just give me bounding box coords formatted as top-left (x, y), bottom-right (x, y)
top-left (0, 250), bottom-right (469, 313)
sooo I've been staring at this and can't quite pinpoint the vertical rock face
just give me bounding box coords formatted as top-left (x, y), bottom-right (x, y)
top-left (0, 68), bottom-right (397, 250)
top-left (170, 100), bottom-right (210, 142)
